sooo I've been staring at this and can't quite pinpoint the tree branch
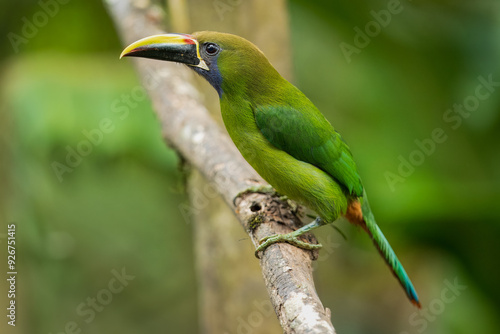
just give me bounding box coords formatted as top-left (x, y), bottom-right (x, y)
top-left (105, 0), bottom-right (335, 332)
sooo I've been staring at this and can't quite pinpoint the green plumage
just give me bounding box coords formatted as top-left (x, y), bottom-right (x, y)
top-left (121, 31), bottom-right (420, 307)
top-left (360, 191), bottom-right (420, 305)
top-left (255, 105), bottom-right (363, 197)
top-left (192, 31), bottom-right (420, 307)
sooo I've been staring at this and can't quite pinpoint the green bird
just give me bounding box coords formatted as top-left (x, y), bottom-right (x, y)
top-left (120, 31), bottom-right (421, 307)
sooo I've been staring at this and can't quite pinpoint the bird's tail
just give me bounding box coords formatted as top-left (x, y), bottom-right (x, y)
top-left (344, 190), bottom-right (421, 308)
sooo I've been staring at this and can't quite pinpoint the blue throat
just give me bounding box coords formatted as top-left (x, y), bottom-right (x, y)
top-left (191, 58), bottom-right (223, 97)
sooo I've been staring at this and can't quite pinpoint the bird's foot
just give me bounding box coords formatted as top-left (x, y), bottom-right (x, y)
top-left (255, 231), bottom-right (322, 258)
top-left (283, 197), bottom-right (298, 213)
top-left (234, 184), bottom-right (277, 205)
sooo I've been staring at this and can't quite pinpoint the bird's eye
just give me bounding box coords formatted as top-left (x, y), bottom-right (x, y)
top-left (205, 43), bottom-right (220, 56)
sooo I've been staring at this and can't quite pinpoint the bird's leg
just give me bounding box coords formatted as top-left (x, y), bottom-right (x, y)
top-left (233, 184), bottom-right (277, 205)
top-left (255, 217), bottom-right (325, 257)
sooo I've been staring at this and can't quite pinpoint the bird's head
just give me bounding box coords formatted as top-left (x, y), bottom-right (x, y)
top-left (120, 31), bottom-right (280, 98)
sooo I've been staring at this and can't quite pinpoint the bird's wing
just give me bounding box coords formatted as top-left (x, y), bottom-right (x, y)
top-left (254, 105), bottom-right (363, 197)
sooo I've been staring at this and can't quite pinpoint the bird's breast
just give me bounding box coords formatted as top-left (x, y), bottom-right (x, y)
top-left (220, 102), bottom-right (347, 221)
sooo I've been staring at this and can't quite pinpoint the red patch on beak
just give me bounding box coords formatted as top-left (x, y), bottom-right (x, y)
top-left (181, 34), bottom-right (196, 44)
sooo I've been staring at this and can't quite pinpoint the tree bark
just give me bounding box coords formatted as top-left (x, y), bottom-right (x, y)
top-left (176, 0), bottom-right (293, 333)
top-left (105, 0), bottom-right (335, 332)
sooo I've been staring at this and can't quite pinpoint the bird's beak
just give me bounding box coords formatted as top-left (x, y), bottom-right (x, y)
top-left (120, 33), bottom-right (209, 71)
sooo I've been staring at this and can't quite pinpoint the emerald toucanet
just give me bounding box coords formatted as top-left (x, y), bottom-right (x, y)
top-left (120, 31), bottom-right (421, 307)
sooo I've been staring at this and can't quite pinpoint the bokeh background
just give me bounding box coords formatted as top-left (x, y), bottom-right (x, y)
top-left (1, 0), bottom-right (499, 333)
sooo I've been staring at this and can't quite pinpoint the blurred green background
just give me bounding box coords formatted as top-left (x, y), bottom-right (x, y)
top-left (1, 0), bottom-right (499, 333)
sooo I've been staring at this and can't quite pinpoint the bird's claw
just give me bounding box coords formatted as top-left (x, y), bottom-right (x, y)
top-left (278, 195), bottom-right (289, 201)
top-left (254, 233), bottom-right (322, 258)
top-left (233, 185), bottom-right (277, 205)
